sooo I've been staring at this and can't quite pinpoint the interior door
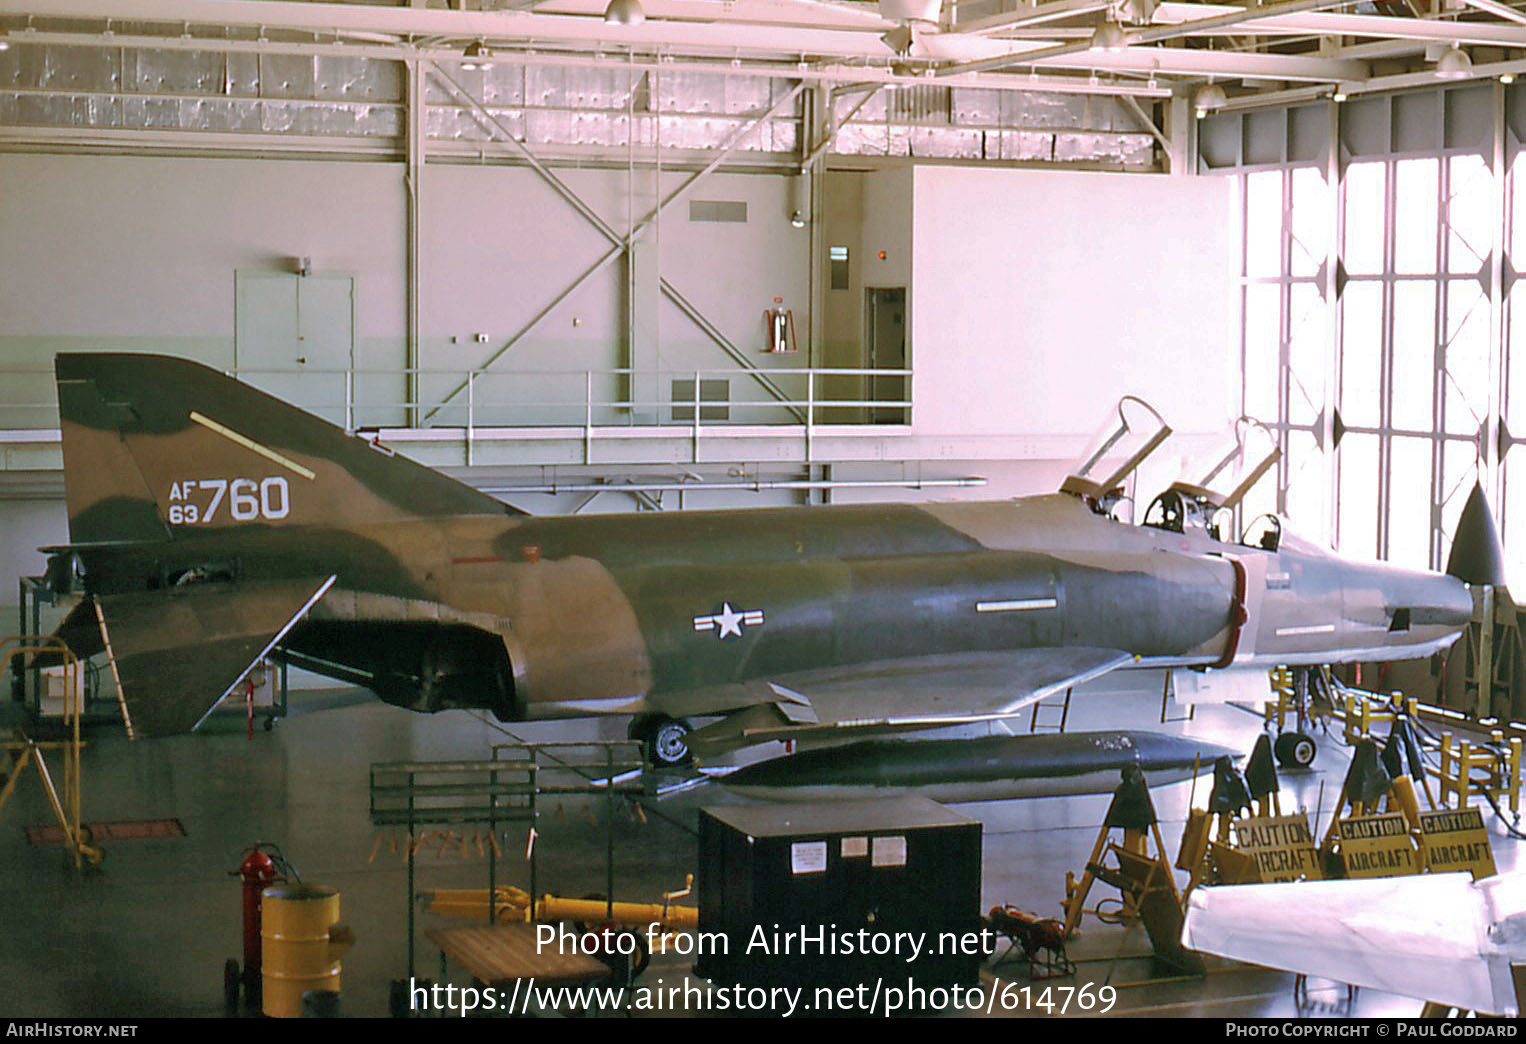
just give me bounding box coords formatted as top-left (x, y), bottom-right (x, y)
top-left (864, 286), bottom-right (908, 424)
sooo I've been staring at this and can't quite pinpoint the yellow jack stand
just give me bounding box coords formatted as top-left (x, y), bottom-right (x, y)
top-left (1062, 764), bottom-right (1202, 974)
top-left (1179, 749), bottom-right (1261, 897)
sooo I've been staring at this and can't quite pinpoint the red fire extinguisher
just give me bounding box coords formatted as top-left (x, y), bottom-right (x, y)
top-left (225, 842), bottom-right (298, 1012)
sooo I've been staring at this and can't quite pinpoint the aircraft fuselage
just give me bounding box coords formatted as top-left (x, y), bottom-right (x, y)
top-left (77, 491), bottom-right (1472, 723)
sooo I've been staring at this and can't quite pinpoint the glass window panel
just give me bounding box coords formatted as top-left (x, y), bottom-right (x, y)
top-left (1339, 432), bottom-right (1380, 560)
top-left (1439, 437), bottom-right (1480, 548)
top-left (1289, 167), bottom-right (1330, 279)
top-left (1391, 281), bottom-right (1436, 432)
top-left (1511, 155), bottom-right (1526, 264)
top-left (1340, 281), bottom-right (1383, 429)
top-left (1443, 280), bottom-right (1489, 437)
top-left (1388, 436), bottom-right (1434, 568)
top-left (1344, 162), bottom-right (1386, 276)
top-left (1507, 457), bottom-right (1526, 589)
top-left (1395, 158), bottom-right (1439, 275)
top-left (1447, 154), bottom-right (1492, 276)
top-left (1246, 170), bottom-right (1284, 278)
top-left (1509, 287), bottom-right (1526, 433)
top-left (1287, 284), bottom-right (1326, 427)
top-left (1244, 283), bottom-right (1282, 422)
top-left (1284, 430), bottom-right (1329, 545)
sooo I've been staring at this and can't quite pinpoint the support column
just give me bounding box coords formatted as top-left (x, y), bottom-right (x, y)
top-left (405, 58), bottom-right (424, 428)
top-left (1324, 98), bottom-right (1342, 545)
top-left (1488, 81), bottom-right (1507, 503)
top-left (627, 230), bottom-right (661, 423)
top-left (805, 83), bottom-right (828, 367)
top-left (1163, 94), bottom-right (1192, 177)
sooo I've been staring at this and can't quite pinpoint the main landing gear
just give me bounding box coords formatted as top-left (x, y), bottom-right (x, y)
top-left (627, 714), bottom-right (693, 768)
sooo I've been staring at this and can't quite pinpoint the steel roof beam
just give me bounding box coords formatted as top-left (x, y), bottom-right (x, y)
top-left (933, 0), bottom-right (1366, 78)
top-left (4, 0), bottom-right (1363, 84)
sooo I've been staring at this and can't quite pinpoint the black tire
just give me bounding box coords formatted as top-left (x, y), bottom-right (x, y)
top-left (1275, 731), bottom-right (1317, 768)
top-left (645, 717), bottom-right (693, 768)
top-left (627, 714), bottom-right (655, 742)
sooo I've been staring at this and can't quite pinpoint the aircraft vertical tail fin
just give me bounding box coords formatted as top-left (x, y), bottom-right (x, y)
top-left (55, 353), bottom-right (513, 544)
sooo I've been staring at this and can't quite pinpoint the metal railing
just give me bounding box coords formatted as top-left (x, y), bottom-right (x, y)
top-left (0, 363), bottom-right (913, 463)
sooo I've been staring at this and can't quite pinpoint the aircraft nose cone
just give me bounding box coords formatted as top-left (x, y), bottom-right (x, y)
top-left (1446, 483), bottom-right (1507, 586)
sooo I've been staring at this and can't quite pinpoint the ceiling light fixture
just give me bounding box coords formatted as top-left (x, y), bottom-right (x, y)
top-left (1502, 73), bottom-right (1517, 85)
top-left (1089, 19), bottom-right (1128, 52)
top-left (1436, 44), bottom-right (1473, 80)
top-left (604, 0), bottom-right (646, 27)
top-left (1193, 82), bottom-right (1227, 119)
top-left (461, 40), bottom-right (493, 71)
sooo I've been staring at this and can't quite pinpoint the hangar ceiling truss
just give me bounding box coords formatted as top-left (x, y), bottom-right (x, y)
top-left (5, 0), bottom-right (1526, 163)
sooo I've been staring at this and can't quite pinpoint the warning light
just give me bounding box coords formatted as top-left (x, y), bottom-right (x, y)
top-left (877, 250), bottom-right (887, 260)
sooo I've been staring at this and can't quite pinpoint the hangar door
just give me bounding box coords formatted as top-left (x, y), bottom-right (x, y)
top-left (235, 271), bottom-right (355, 427)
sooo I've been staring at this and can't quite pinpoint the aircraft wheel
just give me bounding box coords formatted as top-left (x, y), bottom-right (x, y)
top-left (1275, 731), bottom-right (1317, 768)
top-left (645, 717), bottom-right (693, 768)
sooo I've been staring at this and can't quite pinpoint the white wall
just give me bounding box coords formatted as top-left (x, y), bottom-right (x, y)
top-left (910, 167), bottom-right (1238, 439)
top-left (0, 153), bottom-right (407, 348)
top-left (0, 154), bottom-right (808, 367)
top-left (860, 167), bottom-right (914, 294)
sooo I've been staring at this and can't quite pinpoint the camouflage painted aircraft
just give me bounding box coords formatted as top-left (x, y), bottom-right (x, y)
top-left (39, 355), bottom-right (1496, 766)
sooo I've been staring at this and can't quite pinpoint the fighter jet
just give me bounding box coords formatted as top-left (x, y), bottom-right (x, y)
top-left (37, 355), bottom-right (1490, 766)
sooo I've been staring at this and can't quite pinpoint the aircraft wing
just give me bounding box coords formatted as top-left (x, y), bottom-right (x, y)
top-left (667, 646), bottom-right (1135, 755)
top-left (1182, 872), bottom-right (1524, 1016)
top-left (89, 575), bottom-right (337, 737)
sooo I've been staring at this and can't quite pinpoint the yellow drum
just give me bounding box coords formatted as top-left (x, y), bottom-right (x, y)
top-left (261, 883), bottom-right (355, 1018)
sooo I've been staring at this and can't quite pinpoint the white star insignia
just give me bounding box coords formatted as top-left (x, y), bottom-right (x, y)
top-left (693, 602), bottom-right (765, 640)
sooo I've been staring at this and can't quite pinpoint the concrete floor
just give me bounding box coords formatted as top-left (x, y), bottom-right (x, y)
top-left (2, 673), bottom-right (1520, 1019)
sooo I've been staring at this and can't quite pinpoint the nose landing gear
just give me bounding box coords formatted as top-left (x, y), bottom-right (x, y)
top-left (1268, 665), bottom-right (1333, 769)
top-left (1274, 730), bottom-right (1318, 769)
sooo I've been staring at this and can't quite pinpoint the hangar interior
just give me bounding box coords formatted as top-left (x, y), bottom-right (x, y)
top-left (4, 0), bottom-right (1526, 1021)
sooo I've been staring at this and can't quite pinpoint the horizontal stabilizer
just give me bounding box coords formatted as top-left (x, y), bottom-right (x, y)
top-left (94, 576), bottom-right (336, 736)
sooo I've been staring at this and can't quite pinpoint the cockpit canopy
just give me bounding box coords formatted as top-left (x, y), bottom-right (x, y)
top-left (1065, 401), bottom-right (1289, 551)
top-left (1060, 396), bottom-right (1172, 511)
top-left (1140, 417), bottom-right (1282, 545)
